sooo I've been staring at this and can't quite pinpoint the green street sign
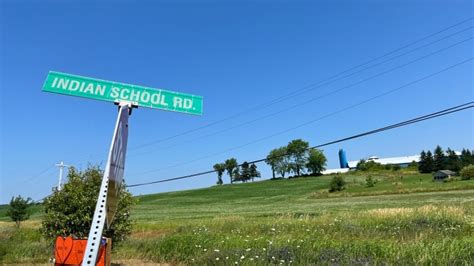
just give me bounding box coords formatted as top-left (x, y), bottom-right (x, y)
top-left (42, 71), bottom-right (203, 115)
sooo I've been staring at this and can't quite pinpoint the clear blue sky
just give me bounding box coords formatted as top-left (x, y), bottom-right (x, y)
top-left (1, 0), bottom-right (472, 204)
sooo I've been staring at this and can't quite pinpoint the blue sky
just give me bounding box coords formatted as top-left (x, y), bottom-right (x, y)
top-left (1, 0), bottom-right (472, 203)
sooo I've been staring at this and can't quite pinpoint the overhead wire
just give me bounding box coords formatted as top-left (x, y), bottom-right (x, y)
top-left (129, 17), bottom-right (473, 151)
top-left (126, 102), bottom-right (473, 187)
top-left (127, 57), bottom-right (473, 177)
top-left (128, 33), bottom-right (473, 158)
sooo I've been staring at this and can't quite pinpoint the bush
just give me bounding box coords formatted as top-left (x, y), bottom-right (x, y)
top-left (392, 165), bottom-right (401, 171)
top-left (460, 165), bottom-right (474, 180)
top-left (365, 176), bottom-right (375, 187)
top-left (356, 160), bottom-right (383, 171)
top-left (329, 176), bottom-right (346, 192)
top-left (41, 166), bottom-right (135, 246)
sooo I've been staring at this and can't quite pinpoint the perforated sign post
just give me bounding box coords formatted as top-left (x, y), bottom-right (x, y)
top-left (42, 71), bottom-right (203, 265)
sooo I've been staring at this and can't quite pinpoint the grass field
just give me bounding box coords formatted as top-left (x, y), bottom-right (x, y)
top-left (1, 170), bottom-right (473, 264)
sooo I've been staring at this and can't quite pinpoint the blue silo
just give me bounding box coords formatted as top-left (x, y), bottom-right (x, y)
top-left (339, 149), bottom-right (349, 168)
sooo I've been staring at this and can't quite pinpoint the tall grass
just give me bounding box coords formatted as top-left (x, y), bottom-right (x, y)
top-left (113, 205), bottom-right (473, 265)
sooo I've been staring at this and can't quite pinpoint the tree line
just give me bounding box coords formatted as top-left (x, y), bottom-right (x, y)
top-left (418, 146), bottom-right (474, 173)
top-left (213, 159), bottom-right (261, 184)
top-left (214, 139), bottom-right (327, 184)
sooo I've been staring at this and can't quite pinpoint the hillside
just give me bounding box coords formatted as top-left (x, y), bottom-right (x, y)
top-left (1, 171), bottom-right (473, 264)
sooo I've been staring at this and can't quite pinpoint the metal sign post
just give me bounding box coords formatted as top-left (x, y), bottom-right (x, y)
top-left (82, 102), bottom-right (131, 265)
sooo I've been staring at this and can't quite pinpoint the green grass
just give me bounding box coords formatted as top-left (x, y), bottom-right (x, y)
top-left (1, 170), bottom-right (473, 264)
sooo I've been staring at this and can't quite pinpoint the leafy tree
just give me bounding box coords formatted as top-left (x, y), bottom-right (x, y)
top-left (224, 158), bottom-right (238, 184)
top-left (460, 165), bottom-right (474, 180)
top-left (445, 148), bottom-right (461, 172)
top-left (240, 161), bottom-right (251, 183)
top-left (249, 163), bottom-right (261, 182)
top-left (433, 145), bottom-right (446, 171)
top-left (232, 166), bottom-right (241, 183)
top-left (266, 147), bottom-right (290, 178)
top-left (266, 148), bottom-right (281, 179)
top-left (306, 149), bottom-right (327, 175)
top-left (41, 166), bottom-right (135, 246)
top-left (286, 139), bottom-right (309, 176)
top-left (329, 176), bottom-right (346, 192)
top-left (7, 195), bottom-right (32, 228)
top-left (213, 163), bottom-right (226, 185)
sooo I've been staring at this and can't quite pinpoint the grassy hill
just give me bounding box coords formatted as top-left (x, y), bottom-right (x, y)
top-left (1, 170), bottom-right (473, 264)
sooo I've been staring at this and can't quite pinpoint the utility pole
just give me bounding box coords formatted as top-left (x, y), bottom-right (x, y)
top-left (55, 161), bottom-right (69, 191)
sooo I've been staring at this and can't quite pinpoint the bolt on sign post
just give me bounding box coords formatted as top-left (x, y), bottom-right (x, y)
top-left (42, 71), bottom-right (203, 265)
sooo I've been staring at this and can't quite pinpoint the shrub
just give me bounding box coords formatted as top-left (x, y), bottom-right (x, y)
top-left (356, 160), bottom-right (383, 171)
top-left (460, 165), bottom-right (474, 180)
top-left (392, 165), bottom-right (401, 171)
top-left (329, 176), bottom-right (346, 192)
top-left (41, 166), bottom-right (135, 246)
top-left (365, 176), bottom-right (375, 187)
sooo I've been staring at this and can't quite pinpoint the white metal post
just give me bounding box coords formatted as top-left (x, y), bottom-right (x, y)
top-left (82, 103), bottom-right (131, 265)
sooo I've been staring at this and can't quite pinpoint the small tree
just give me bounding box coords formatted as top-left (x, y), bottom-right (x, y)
top-left (460, 165), bottom-right (474, 180)
top-left (213, 163), bottom-right (226, 185)
top-left (329, 176), bottom-right (346, 192)
top-left (224, 158), bottom-right (238, 184)
top-left (41, 166), bottom-right (135, 246)
top-left (7, 195), bottom-right (32, 228)
top-left (306, 149), bottom-right (327, 176)
top-left (240, 161), bottom-right (251, 183)
top-left (249, 163), bottom-right (261, 182)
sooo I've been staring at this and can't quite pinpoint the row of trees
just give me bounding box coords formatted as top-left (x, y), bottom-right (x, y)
top-left (265, 139), bottom-right (327, 179)
top-left (213, 139), bottom-right (327, 184)
top-left (213, 159), bottom-right (261, 184)
top-left (419, 146), bottom-right (474, 173)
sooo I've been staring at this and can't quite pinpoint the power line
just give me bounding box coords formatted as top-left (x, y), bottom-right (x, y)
top-left (129, 17), bottom-right (473, 151)
top-left (126, 102), bottom-right (473, 188)
top-left (47, 18), bottom-right (474, 167)
top-left (127, 57), bottom-right (472, 176)
top-left (128, 35), bottom-right (473, 158)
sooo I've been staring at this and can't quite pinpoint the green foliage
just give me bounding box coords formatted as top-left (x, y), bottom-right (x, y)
top-left (213, 163), bottom-right (225, 185)
top-left (365, 176), bottom-right (375, 187)
top-left (7, 195), bottom-right (32, 228)
top-left (419, 150), bottom-right (434, 173)
top-left (392, 164), bottom-right (401, 171)
top-left (266, 147), bottom-right (290, 178)
top-left (224, 158), bottom-right (238, 184)
top-left (306, 149), bottom-right (327, 175)
top-left (41, 166), bottom-right (135, 245)
top-left (249, 163), bottom-right (261, 182)
top-left (460, 165), bottom-right (474, 180)
top-left (356, 160), bottom-right (383, 171)
top-left (445, 148), bottom-right (462, 172)
top-left (433, 145), bottom-right (446, 171)
top-left (286, 139), bottom-right (309, 176)
top-left (460, 149), bottom-right (474, 167)
top-left (329, 176), bottom-right (346, 192)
